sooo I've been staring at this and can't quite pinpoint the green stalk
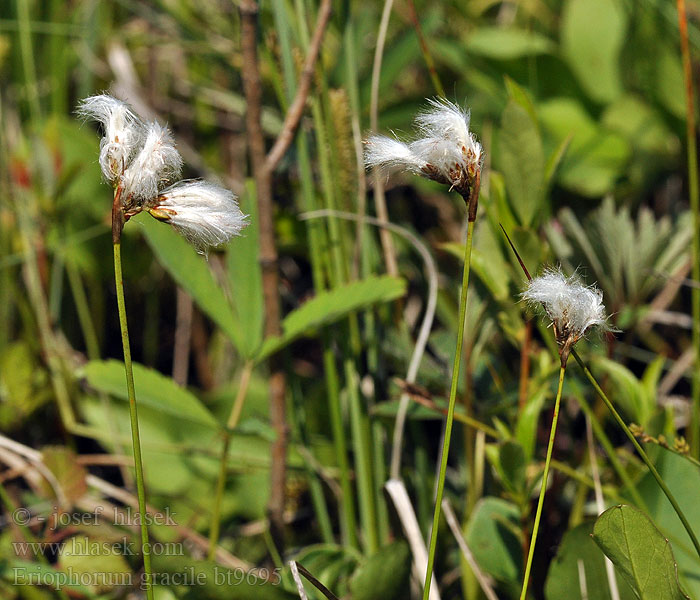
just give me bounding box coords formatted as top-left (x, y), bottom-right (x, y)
top-left (423, 184), bottom-right (479, 600)
top-left (290, 373), bottom-right (334, 544)
top-left (677, 0), bottom-right (700, 459)
top-left (519, 364), bottom-right (566, 600)
top-left (208, 360), bottom-right (253, 559)
top-left (112, 195), bottom-right (154, 599)
top-left (571, 348), bottom-right (700, 560)
top-left (346, 357), bottom-right (379, 553)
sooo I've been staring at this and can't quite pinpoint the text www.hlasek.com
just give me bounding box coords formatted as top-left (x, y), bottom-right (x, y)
top-left (12, 538), bottom-right (184, 558)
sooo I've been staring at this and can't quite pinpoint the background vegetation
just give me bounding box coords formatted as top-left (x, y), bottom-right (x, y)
top-left (1, 0), bottom-right (699, 598)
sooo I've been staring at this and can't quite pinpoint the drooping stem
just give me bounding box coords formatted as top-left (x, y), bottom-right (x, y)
top-left (519, 364), bottom-right (566, 600)
top-left (422, 175), bottom-right (480, 600)
top-left (112, 190), bottom-right (154, 600)
top-left (571, 348), bottom-right (700, 560)
top-left (676, 0), bottom-right (700, 459)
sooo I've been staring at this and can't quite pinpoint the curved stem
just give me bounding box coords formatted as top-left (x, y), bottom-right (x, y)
top-left (519, 365), bottom-right (566, 600)
top-left (113, 239), bottom-right (154, 600)
top-left (422, 212), bottom-right (477, 600)
top-left (571, 348), bottom-right (700, 561)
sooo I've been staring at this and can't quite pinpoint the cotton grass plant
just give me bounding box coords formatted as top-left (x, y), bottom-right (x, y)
top-left (365, 98), bottom-right (483, 600)
top-left (78, 94), bottom-right (247, 598)
top-left (518, 268), bottom-right (610, 599)
top-left (502, 235), bottom-right (700, 598)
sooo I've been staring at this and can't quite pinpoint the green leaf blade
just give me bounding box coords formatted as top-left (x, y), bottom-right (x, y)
top-left (592, 505), bottom-right (689, 600)
top-left (227, 179), bottom-right (264, 358)
top-left (82, 359), bottom-right (219, 429)
top-left (256, 276), bottom-right (407, 361)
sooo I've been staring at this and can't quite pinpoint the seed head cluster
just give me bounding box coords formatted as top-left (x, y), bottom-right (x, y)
top-left (78, 94), bottom-right (247, 253)
top-left (364, 99), bottom-right (483, 197)
top-left (522, 268), bottom-right (610, 362)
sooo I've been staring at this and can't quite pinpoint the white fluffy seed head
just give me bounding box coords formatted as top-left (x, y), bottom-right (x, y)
top-left (151, 181), bottom-right (249, 254)
top-left (77, 94), bottom-right (145, 184)
top-left (121, 121), bottom-right (183, 204)
top-left (364, 98), bottom-right (483, 195)
top-left (364, 135), bottom-right (428, 175)
top-left (522, 268), bottom-right (610, 352)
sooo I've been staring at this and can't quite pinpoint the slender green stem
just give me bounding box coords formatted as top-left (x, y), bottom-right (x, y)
top-left (323, 341), bottom-right (359, 549)
top-left (208, 360), bottom-right (253, 559)
top-left (677, 0), bottom-right (700, 459)
top-left (520, 364), bottom-right (566, 600)
top-left (113, 240), bottom-right (154, 600)
top-left (423, 211), bottom-right (477, 600)
top-left (346, 357), bottom-right (379, 553)
top-left (571, 348), bottom-right (700, 560)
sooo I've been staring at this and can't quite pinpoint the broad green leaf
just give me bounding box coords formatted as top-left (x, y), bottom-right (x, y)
top-left (467, 27), bottom-right (554, 60)
top-left (465, 497), bottom-right (522, 583)
top-left (545, 522), bottom-right (635, 600)
top-left (561, 0), bottom-right (627, 103)
top-left (349, 542), bottom-right (410, 600)
top-left (638, 451), bottom-right (700, 599)
top-left (498, 99), bottom-right (545, 227)
top-left (592, 505), bottom-right (689, 600)
top-left (256, 276), bottom-right (406, 361)
top-left (136, 213), bottom-right (243, 351)
top-left (82, 359), bottom-right (218, 428)
top-left (227, 179), bottom-right (263, 358)
top-left (539, 98), bottom-right (630, 196)
top-left (80, 392), bottom-right (273, 514)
